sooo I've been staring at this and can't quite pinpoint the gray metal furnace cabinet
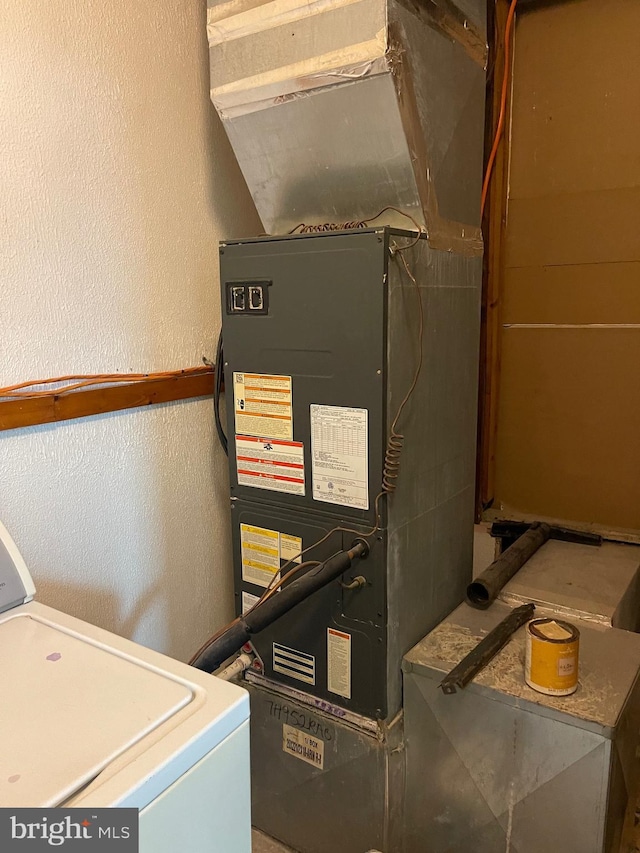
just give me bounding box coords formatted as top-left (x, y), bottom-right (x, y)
top-left (220, 229), bottom-right (481, 720)
top-left (242, 678), bottom-right (405, 853)
top-left (402, 602), bottom-right (640, 853)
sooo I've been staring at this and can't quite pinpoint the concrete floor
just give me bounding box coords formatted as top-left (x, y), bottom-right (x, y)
top-left (252, 829), bottom-right (296, 852)
top-left (254, 823), bottom-right (640, 853)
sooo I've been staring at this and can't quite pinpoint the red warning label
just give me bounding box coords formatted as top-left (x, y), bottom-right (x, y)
top-left (235, 435), bottom-right (305, 496)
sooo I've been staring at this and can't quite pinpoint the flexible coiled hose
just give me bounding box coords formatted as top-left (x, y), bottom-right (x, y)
top-left (382, 433), bottom-right (403, 495)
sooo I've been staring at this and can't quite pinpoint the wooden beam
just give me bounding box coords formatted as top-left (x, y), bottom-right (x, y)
top-left (0, 371), bottom-right (215, 432)
top-left (477, 0), bottom-right (514, 516)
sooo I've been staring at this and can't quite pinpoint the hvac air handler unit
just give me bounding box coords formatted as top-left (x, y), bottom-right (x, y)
top-left (220, 229), bottom-right (481, 721)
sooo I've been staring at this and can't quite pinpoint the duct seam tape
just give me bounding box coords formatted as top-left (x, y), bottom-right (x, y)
top-left (208, 0), bottom-right (371, 46)
top-left (211, 37), bottom-right (388, 114)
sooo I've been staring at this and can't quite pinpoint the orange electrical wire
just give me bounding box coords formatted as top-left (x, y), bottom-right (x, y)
top-left (480, 0), bottom-right (518, 218)
top-left (0, 366), bottom-right (212, 399)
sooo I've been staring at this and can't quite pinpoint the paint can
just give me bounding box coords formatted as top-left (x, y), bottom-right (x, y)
top-left (525, 618), bottom-right (580, 696)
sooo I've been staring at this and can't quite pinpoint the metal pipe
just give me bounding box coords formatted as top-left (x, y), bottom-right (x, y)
top-left (191, 540), bottom-right (369, 673)
top-left (466, 521), bottom-right (550, 610)
top-left (490, 520), bottom-right (601, 547)
top-left (439, 602), bottom-right (536, 694)
top-left (339, 576), bottom-right (367, 590)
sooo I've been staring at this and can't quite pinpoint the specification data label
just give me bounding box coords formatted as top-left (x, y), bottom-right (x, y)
top-left (282, 724), bottom-right (324, 769)
top-left (311, 404), bottom-right (369, 510)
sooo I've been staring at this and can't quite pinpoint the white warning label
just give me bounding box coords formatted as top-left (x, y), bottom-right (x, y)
top-left (282, 724), bottom-right (324, 769)
top-left (310, 405), bottom-right (369, 510)
top-left (327, 628), bottom-right (351, 699)
top-left (240, 523), bottom-right (302, 589)
top-left (236, 435), bottom-right (305, 496)
top-left (280, 533), bottom-right (302, 564)
top-left (242, 590), bottom-right (260, 614)
top-left (234, 372), bottom-right (293, 440)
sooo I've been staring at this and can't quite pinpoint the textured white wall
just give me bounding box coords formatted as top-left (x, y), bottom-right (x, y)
top-left (0, 1), bottom-right (261, 659)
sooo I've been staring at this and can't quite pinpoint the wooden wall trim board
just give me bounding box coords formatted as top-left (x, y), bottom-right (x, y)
top-left (0, 371), bottom-right (215, 432)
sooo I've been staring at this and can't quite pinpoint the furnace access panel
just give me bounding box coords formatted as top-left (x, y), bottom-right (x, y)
top-left (220, 229), bottom-right (480, 720)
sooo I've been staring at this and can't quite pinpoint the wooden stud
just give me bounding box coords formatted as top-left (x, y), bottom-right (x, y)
top-left (477, 0), bottom-right (514, 516)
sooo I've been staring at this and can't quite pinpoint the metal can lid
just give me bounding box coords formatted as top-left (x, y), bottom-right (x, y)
top-left (528, 618), bottom-right (580, 643)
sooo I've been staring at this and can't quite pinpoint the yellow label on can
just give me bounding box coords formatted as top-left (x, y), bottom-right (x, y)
top-left (525, 618), bottom-right (580, 696)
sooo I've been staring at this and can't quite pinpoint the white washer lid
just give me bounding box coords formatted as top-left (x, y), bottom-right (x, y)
top-left (0, 614), bottom-right (194, 807)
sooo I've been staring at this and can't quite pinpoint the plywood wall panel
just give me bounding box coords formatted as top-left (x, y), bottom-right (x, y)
top-left (505, 187), bottom-right (640, 268)
top-left (502, 263), bottom-right (640, 326)
top-left (509, 0), bottom-right (640, 200)
top-left (492, 0), bottom-right (640, 536)
top-left (495, 328), bottom-right (640, 532)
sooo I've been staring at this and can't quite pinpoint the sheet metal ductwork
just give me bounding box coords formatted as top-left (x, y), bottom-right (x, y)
top-left (207, 0), bottom-right (487, 251)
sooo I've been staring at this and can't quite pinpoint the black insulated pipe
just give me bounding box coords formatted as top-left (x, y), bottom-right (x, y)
top-left (192, 539), bottom-right (370, 673)
top-left (466, 521), bottom-right (551, 610)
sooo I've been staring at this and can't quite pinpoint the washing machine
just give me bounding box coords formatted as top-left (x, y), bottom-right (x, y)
top-left (0, 520), bottom-right (251, 852)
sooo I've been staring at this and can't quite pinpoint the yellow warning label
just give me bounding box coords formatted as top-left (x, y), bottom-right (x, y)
top-left (243, 525), bottom-right (279, 539)
top-left (240, 523), bottom-right (302, 588)
top-left (244, 542), bottom-right (279, 558)
top-left (244, 558), bottom-right (276, 571)
top-left (234, 373), bottom-right (293, 440)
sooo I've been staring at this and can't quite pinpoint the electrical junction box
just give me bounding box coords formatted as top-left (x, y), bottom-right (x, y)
top-left (220, 228), bottom-right (482, 720)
